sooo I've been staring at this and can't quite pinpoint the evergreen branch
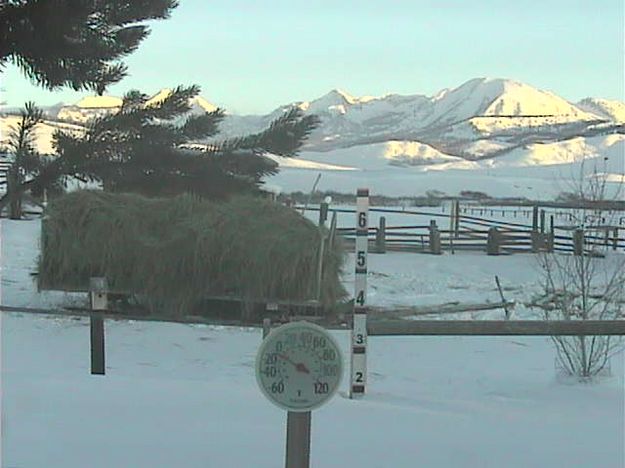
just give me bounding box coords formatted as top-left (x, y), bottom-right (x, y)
top-left (180, 110), bottom-right (225, 140)
top-left (1, 0), bottom-right (178, 92)
top-left (221, 107), bottom-right (320, 157)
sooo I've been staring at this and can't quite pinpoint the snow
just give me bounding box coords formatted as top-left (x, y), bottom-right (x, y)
top-left (478, 135), bottom-right (625, 169)
top-left (9, 77), bottom-right (623, 186)
top-left (577, 98), bottom-right (625, 123)
top-left (210, 78), bottom-right (614, 154)
top-left (458, 139), bottom-right (514, 157)
top-left (265, 154), bottom-right (356, 171)
top-left (75, 95), bottom-right (123, 109)
top-left (0, 116), bottom-right (84, 154)
top-left (1, 218), bottom-right (624, 467)
top-left (266, 134), bottom-right (624, 199)
top-left (427, 78), bottom-right (598, 126)
top-left (146, 89), bottom-right (219, 114)
top-left (289, 141), bottom-right (462, 171)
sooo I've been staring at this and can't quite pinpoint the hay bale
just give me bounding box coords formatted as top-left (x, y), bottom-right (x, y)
top-left (39, 190), bottom-right (347, 313)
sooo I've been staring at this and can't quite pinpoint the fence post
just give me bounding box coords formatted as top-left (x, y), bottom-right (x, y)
top-left (613, 228), bottom-right (619, 251)
top-left (315, 233), bottom-right (326, 301)
top-left (448, 201), bottom-right (455, 255)
top-left (487, 227), bottom-right (501, 255)
top-left (89, 277), bottom-right (107, 376)
top-left (262, 317), bottom-right (271, 339)
top-left (548, 215), bottom-right (555, 253)
top-left (318, 202), bottom-right (328, 227)
top-left (532, 205), bottom-right (539, 231)
top-left (375, 216), bottom-right (386, 253)
top-left (428, 220), bottom-right (441, 255)
top-left (328, 211), bottom-right (338, 248)
top-left (540, 210), bottom-right (545, 233)
top-left (454, 199), bottom-right (460, 239)
top-left (573, 229), bottom-right (584, 256)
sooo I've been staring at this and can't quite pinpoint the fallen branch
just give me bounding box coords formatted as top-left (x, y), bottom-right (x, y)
top-left (369, 300), bottom-right (516, 318)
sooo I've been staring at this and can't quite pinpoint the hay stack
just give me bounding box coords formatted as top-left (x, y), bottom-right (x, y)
top-left (39, 191), bottom-right (346, 313)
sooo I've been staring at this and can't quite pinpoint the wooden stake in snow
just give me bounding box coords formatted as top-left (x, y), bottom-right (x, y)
top-left (89, 277), bottom-right (107, 375)
top-left (350, 188), bottom-right (369, 398)
top-left (495, 276), bottom-right (511, 320)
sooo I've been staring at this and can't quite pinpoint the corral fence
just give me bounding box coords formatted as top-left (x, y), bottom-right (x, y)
top-left (0, 157), bottom-right (11, 189)
top-left (3, 304), bottom-right (625, 377)
top-left (296, 202), bottom-right (625, 256)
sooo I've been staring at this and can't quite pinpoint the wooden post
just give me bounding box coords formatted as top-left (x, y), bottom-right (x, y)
top-left (328, 211), bottom-right (338, 248)
top-left (454, 200), bottom-right (460, 238)
top-left (262, 317), bottom-right (271, 339)
top-left (448, 202), bottom-right (455, 255)
top-left (375, 216), bottom-right (386, 253)
top-left (531, 231), bottom-right (541, 253)
top-left (450, 199), bottom-right (460, 239)
top-left (487, 227), bottom-right (500, 255)
top-left (613, 228), bottom-right (619, 251)
top-left (548, 215), bottom-right (555, 252)
top-left (532, 205), bottom-right (539, 232)
top-left (285, 411), bottom-right (311, 468)
top-left (315, 233), bottom-right (326, 301)
top-left (495, 276), bottom-right (511, 319)
top-left (449, 200), bottom-right (455, 234)
top-left (260, 317), bottom-right (313, 468)
top-left (368, 319), bottom-right (625, 336)
top-left (318, 202), bottom-right (328, 226)
top-left (573, 229), bottom-right (584, 256)
top-left (428, 220), bottom-right (441, 255)
top-left (540, 209), bottom-right (545, 233)
top-left (89, 277), bottom-right (107, 376)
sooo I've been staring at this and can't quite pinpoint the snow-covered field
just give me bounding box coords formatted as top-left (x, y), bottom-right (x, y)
top-left (267, 133), bottom-right (625, 200)
top-left (2, 218), bottom-right (624, 467)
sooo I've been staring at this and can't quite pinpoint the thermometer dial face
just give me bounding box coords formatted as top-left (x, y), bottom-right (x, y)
top-left (255, 321), bottom-right (343, 412)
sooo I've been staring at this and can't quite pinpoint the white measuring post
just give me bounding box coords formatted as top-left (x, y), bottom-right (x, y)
top-left (350, 188), bottom-right (369, 398)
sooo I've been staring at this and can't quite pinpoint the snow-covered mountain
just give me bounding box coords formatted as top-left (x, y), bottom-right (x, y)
top-left (2, 78), bottom-right (623, 198)
top-left (576, 98), bottom-right (625, 123)
top-left (217, 77), bottom-right (622, 157)
top-left (54, 88), bottom-right (218, 124)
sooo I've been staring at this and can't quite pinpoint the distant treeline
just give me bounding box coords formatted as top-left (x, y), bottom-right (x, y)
top-left (279, 189), bottom-right (625, 210)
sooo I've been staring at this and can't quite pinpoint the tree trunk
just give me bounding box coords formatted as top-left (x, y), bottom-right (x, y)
top-left (7, 169), bottom-right (22, 220)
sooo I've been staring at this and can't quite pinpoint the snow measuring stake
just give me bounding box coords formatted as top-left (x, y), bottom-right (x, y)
top-left (350, 188), bottom-right (369, 398)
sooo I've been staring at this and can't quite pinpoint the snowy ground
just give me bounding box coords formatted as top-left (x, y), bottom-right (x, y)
top-left (2, 218), bottom-right (624, 467)
top-left (267, 133), bottom-right (624, 200)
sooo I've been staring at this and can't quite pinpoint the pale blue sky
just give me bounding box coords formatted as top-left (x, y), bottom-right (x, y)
top-left (2, 0), bottom-right (624, 113)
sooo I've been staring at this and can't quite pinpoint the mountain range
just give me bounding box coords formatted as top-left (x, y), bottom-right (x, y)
top-left (1, 77), bottom-right (623, 199)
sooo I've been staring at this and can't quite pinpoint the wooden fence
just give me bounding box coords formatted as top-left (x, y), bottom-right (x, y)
top-left (368, 319), bottom-right (625, 336)
top-left (299, 204), bottom-right (625, 256)
top-left (0, 159), bottom-right (10, 189)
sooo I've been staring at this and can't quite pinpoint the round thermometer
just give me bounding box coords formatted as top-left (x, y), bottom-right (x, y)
top-left (255, 321), bottom-right (343, 412)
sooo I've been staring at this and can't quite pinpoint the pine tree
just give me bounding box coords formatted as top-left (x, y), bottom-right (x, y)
top-left (3, 102), bottom-right (51, 218)
top-left (0, 0), bottom-right (177, 92)
top-left (27, 85), bottom-right (320, 199)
